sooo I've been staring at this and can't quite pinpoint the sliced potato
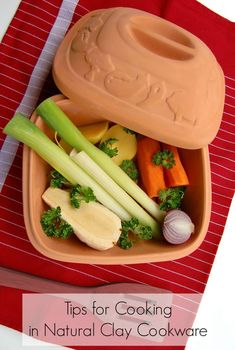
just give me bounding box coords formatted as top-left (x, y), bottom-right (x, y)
top-left (100, 125), bottom-right (137, 165)
top-left (80, 121), bottom-right (109, 144)
top-left (55, 121), bottom-right (109, 153)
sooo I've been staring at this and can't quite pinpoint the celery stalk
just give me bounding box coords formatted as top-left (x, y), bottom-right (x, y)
top-left (36, 98), bottom-right (165, 222)
top-left (71, 150), bottom-right (161, 238)
top-left (3, 114), bottom-right (132, 222)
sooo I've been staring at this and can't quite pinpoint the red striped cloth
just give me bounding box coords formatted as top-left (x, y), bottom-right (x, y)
top-left (0, 1), bottom-right (235, 348)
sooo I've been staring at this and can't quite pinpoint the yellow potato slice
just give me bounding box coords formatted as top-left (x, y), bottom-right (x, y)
top-left (55, 121), bottom-right (109, 153)
top-left (80, 121), bottom-right (109, 144)
top-left (100, 125), bottom-right (137, 165)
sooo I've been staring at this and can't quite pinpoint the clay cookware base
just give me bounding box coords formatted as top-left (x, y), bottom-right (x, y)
top-left (23, 95), bottom-right (211, 264)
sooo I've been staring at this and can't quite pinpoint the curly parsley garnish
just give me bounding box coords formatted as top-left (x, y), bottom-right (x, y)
top-left (123, 127), bottom-right (135, 135)
top-left (41, 207), bottom-right (73, 239)
top-left (158, 187), bottom-right (185, 211)
top-left (120, 160), bottom-right (139, 182)
top-left (50, 170), bottom-right (69, 188)
top-left (70, 185), bottom-right (97, 208)
top-left (152, 150), bottom-right (175, 169)
top-left (118, 217), bottom-right (153, 249)
top-left (99, 138), bottom-right (118, 158)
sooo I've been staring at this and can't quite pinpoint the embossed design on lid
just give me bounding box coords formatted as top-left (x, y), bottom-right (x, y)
top-left (53, 7), bottom-right (225, 149)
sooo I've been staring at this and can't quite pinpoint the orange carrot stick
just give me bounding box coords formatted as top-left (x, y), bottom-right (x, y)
top-left (137, 137), bottom-right (166, 198)
top-left (161, 143), bottom-right (189, 187)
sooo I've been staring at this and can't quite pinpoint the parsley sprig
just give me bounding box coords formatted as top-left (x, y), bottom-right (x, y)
top-left (123, 127), bottom-right (135, 135)
top-left (118, 217), bottom-right (153, 249)
top-left (50, 170), bottom-right (69, 188)
top-left (70, 185), bottom-right (97, 208)
top-left (152, 150), bottom-right (175, 169)
top-left (120, 159), bottom-right (139, 182)
top-left (41, 207), bottom-right (73, 239)
top-left (158, 187), bottom-right (185, 211)
top-left (99, 138), bottom-right (118, 158)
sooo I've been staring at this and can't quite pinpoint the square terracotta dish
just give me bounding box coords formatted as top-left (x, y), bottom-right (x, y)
top-left (22, 7), bottom-right (224, 264)
top-left (23, 95), bottom-right (210, 264)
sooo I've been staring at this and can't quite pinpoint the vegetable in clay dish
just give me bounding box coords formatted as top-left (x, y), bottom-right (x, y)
top-left (3, 99), bottom-right (195, 252)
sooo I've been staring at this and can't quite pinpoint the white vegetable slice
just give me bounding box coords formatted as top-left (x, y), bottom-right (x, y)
top-left (42, 187), bottom-right (122, 251)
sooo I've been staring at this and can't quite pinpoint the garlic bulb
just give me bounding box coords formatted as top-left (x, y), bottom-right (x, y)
top-left (163, 209), bottom-right (194, 244)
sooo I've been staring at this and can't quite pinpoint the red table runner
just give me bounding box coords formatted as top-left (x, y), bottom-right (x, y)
top-left (0, 0), bottom-right (235, 348)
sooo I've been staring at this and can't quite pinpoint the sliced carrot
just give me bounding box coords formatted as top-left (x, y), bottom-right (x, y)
top-left (161, 143), bottom-right (189, 187)
top-left (137, 137), bottom-right (166, 198)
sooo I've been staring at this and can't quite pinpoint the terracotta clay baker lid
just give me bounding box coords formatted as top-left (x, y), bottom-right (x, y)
top-left (52, 7), bottom-right (225, 149)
